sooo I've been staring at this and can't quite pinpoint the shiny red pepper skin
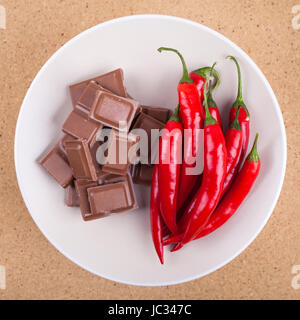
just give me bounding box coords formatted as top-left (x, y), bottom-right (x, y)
top-left (158, 107), bottom-right (182, 234)
top-left (157, 48), bottom-right (204, 217)
top-left (177, 83), bottom-right (203, 213)
top-left (173, 76), bottom-right (227, 250)
top-left (163, 134), bottom-right (260, 246)
top-left (177, 123), bottom-right (227, 247)
top-left (223, 56), bottom-right (250, 195)
top-left (190, 69), bottom-right (222, 128)
top-left (150, 164), bottom-right (164, 264)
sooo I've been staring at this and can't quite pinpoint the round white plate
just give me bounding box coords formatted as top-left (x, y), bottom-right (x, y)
top-left (15, 15), bottom-right (286, 286)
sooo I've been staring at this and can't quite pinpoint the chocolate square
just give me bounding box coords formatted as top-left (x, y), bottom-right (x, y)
top-left (89, 91), bottom-right (140, 132)
top-left (69, 68), bottom-right (127, 107)
top-left (62, 109), bottom-right (102, 143)
top-left (64, 139), bottom-right (98, 181)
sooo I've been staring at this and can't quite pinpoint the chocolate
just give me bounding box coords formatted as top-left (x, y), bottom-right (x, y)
top-left (69, 69), bottom-right (127, 107)
top-left (64, 139), bottom-right (98, 181)
top-left (142, 105), bottom-right (170, 123)
top-left (131, 164), bottom-right (154, 186)
top-left (102, 130), bottom-right (139, 176)
top-left (89, 91), bottom-right (140, 131)
top-left (87, 174), bottom-right (138, 218)
top-left (65, 182), bottom-right (80, 207)
top-left (40, 147), bottom-right (73, 188)
top-left (56, 134), bottom-right (75, 160)
top-left (75, 179), bottom-right (98, 220)
top-left (131, 112), bottom-right (165, 164)
top-left (62, 109), bottom-right (102, 143)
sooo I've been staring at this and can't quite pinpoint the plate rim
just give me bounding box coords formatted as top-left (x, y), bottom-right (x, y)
top-left (14, 14), bottom-right (287, 287)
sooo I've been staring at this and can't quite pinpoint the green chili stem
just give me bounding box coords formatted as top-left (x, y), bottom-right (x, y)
top-left (230, 106), bottom-right (242, 130)
top-left (169, 105), bottom-right (180, 122)
top-left (157, 47), bottom-right (193, 84)
top-left (226, 56), bottom-right (243, 102)
top-left (203, 77), bottom-right (217, 126)
top-left (247, 133), bottom-right (259, 162)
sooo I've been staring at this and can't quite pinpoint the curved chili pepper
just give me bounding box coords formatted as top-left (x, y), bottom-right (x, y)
top-left (190, 66), bottom-right (222, 128)
top-left (150, 164), bottom-right (164, 264)
top-left (158, 47), bottom-right (203, 215)
top-left (174, 76), bottom-right (227, 250)
top-left (158, 106), bottom-right (182, 234)
top-left (223, 56), bottom-right (250, 195)
top-left (163, 134), bottom-right (260, 246)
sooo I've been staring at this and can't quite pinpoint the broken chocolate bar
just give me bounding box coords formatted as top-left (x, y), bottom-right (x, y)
top-left (65, 182), bottom-right (80, 207)
top-left (75, 179), bottom-right (98, 220)
top-left (131, 164), bottom-right (154, 186)
top-left (62, 108), bottom-right (102, 143)
top-left (89, 91), bottom-right (140, 131)
top-left (141, 105), bottom-right (170, 123)
top-left (64, 139), bottom-right (98, 181)
top-left (87, 174), bottom-right (138, 218)
top-left (69, 69), bottom-right (127, 107)
top-left (102, 130), bottom-right (139, 176)
top-left (40, 146), bottom-right (73, 188)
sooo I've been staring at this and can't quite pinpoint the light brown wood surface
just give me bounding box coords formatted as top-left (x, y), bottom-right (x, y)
top-left (0, 0), bottom-right (299, 299)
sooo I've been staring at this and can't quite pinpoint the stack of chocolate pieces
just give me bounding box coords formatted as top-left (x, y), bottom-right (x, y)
top-left (40, 69), bottom-right (170, 221)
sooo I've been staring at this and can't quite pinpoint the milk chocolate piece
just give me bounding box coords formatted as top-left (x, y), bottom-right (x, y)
top-left (77, 82), bottom-right (112, 111)
top-left (64, 139), bottom-right (98, 181)
top-left (131, 112), bottom-right (165, 164)
top-left (69, 69), bottom-right (127, 107)
top-left (131, 164), bottom-right (154, 186)
top-left (56, 134), bottom-right (76, 160)
top-left (102, 130), bottom-right (139, 176)
top-left (89, 91), bottom-right (140, 131)
top-left (62, 109), bottom-right (102, 143)
top-left (87, 174), bottom-right (138, 218)
top-left (40, 147), bottom-right (73, 188)
top-left (142, 105), bottom-right (170, 123)
top-left (65, 182), bottom-right (80, 207)
top-left (75, 180), bottom-right (98, 220)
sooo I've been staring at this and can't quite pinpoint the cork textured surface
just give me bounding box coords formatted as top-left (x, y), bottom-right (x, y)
top-left (0, 0), bottom-right (299, 299)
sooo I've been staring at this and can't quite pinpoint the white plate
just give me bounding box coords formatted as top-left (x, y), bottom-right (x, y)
top-left (15, 15), bottom-right (286, 286)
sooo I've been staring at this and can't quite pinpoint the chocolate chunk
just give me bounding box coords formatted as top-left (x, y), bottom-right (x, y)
top-left (64, 139), bottom-right (98, 181)
top-left (131, 164), bottom-right (154, 186)
top-left (89, 91), bottom-right (140, 132)
top-left (75, 180), bottom-right (98, 220)
top-left (65, 182), bottom-right (80, 207)
top-left (142, 105), bottom-right (170, 123)
top-left (69, 69), bottom-right (127, 107)
top-left (131, 112), bottom-right (165, 165)
top-left (62, 109), bottom-right (102, 143)
top-left (39, 147), bottom-right (73, 188)
top-left (87, 174), bottom-right (138, 218)
top-left (56, 134), bottom-right (76, 160)
top-left (102, 130), bottom-right (139, 176)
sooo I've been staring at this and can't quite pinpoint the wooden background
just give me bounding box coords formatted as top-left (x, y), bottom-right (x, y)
top-left (0, 0), bottom-right (299, 299)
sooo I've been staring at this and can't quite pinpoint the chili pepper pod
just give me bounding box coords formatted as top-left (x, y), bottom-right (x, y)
top-left (150, 164), bottom-right (164, 264)
top-left (224, 56), bottom-right (250, 194)
top-left (190, 65), bottom-right (223, 129)
top-left (163, 133), bottom-right (260, 246)
top-left (157, 47), bottom-right (204, 216)
top-left (158, 106), bottom-right (183, 234)
top-left (174, 76), bottom-right (227, 250)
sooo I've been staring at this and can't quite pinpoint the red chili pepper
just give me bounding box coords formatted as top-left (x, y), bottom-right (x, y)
top-left (150, 164), bottom-right (164, 264)
top-left (158, 47), bottom-right (203, 215)
top-left (163, 134), bottom-right (260, 246)
top-left (190, 66), bottom-right (222, 128)
top-left (157, 105), bottom-right (182, 234)
top-left (222, 56), bottom-right (250, 196)
top-left (174, 76), bottom-right (227, 250)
